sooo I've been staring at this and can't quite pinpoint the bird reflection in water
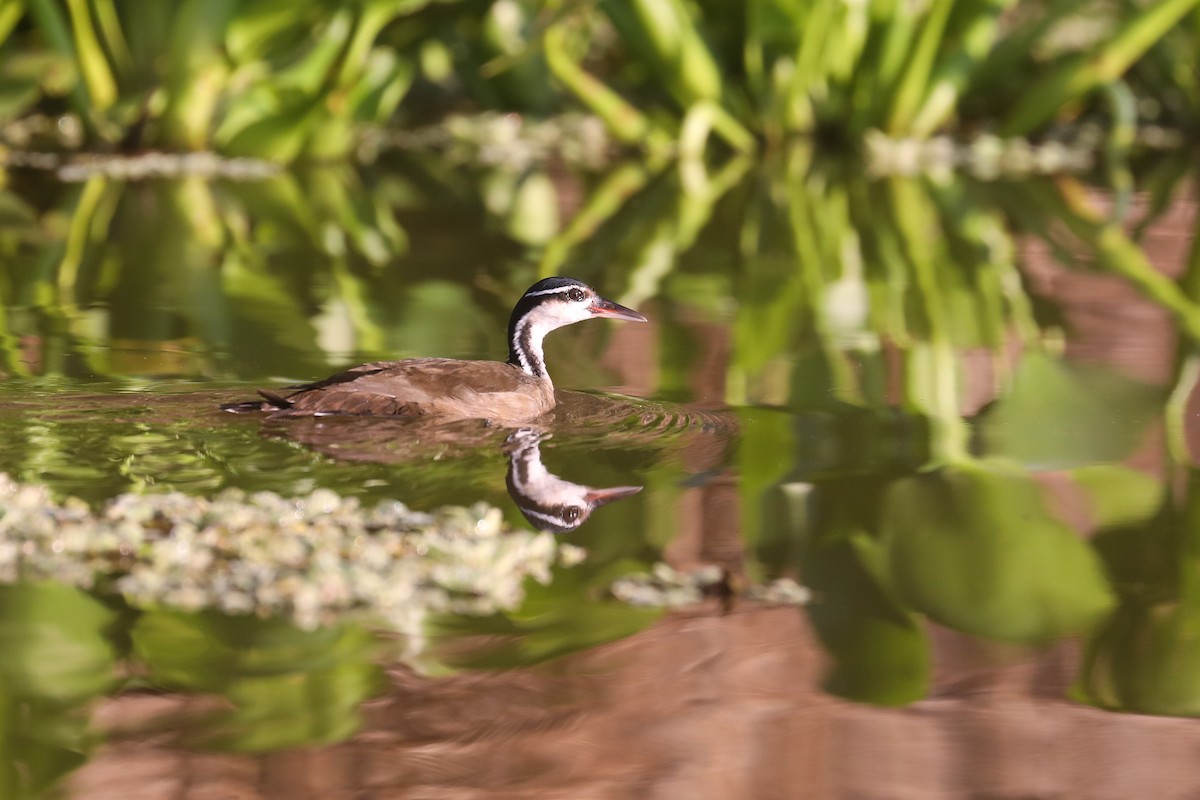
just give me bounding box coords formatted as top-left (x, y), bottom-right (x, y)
top-left (250, 415), bottom-right (642, 534)
top-left (503, 429), bottom-right (641, 533)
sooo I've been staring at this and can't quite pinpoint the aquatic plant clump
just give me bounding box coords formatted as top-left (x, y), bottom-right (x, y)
top-left (0, 474), bottom-right (570, 635)
top-left (611, 563), bottom-right (810, 608)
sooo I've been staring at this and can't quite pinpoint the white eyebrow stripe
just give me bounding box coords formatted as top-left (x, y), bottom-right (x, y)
top-left (524, 286), bottom-right (578, 297)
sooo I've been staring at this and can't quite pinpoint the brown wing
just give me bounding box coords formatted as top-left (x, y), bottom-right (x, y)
top-left (221, 361), bottom-right (397, 415)
top-left (259, 359), bottom-right (553, 421)
top-left (278, 361), bottom-right (397, 393)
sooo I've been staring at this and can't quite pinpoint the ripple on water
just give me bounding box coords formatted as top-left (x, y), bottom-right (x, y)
top-left (0, 385), bottom-right (741, 505)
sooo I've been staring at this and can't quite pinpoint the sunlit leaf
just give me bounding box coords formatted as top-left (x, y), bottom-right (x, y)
top-left (226, 0), bottom-right (328, 63)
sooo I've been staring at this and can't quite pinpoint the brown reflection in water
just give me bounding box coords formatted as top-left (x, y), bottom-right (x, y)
top-left (599, 306), bottom-right (661, 399)
top-left (70, 604), bottom-right (1200, 800)
top-left (1020, 189), bottom-right (1194, 386)
top-left (1021, 189), bottom-right (1195, 489)
top-left (604, 309), bottom-right (744, 574)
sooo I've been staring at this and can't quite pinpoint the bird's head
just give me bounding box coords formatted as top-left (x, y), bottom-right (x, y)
top-left (508, 277), bottom-right (647, 377)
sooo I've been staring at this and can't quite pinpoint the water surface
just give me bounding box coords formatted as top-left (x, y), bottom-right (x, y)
top-left (2, 151), bottom-right (1199, 798)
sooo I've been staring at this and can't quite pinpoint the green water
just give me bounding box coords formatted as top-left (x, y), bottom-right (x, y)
top-left (1, 149), bottom-right (1199, 796)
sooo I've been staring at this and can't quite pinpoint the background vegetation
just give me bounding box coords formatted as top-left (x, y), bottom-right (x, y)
top-left (0, 0), bottom-right (1197, 161)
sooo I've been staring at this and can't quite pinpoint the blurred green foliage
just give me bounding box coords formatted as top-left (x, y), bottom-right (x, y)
top-left (0, 583), bottom-right (117, 799)
top-left (980, 352), bottom-right (1164, 468)
top-left (882, 460), bottom-right (1116, 642)
top-left (1, 0), bottom-right (435, 159)
top-left (425, 559), bottom-right (664, 672)
top-left (541, 0), bottom-right (1200, 149)
top-left (794, 477), bottom-right (933, 706)
top-left (0, 160), bottom-right (520, 382)
top-left (0, 1), bottom-right (1197, 160)
top-left (1074, 472), bottom-right (1200, 717)
top-left (133, 610), bottom-right (383, 750)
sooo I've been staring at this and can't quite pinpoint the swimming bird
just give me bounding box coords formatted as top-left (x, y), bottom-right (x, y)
top-left (221, 277), bottom-right (647, 423)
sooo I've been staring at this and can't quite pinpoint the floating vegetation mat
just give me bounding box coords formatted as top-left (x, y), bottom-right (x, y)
top-left (0, 474), bottom-right (578, 635)
top-left (612, 563), bottom-right (810, 609)
top-left (865, 131), bottom-right (1096, 178)
top-left (360, 112), bottom-right (615, 170)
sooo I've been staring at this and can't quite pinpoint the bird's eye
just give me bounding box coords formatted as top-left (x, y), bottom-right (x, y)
top-left (564, 507), bottom-right (580, 521)
top-left (567, 288), bottom-right (585, 302)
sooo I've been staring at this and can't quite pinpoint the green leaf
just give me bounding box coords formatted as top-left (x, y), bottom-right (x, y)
top-left (0, 190), bottom-right (39, 232)
top-left (1001, 0), bottom-right (1200, 135)
top-left (1071, 464), bottom-right (1164, 530)
top-left (226, 0), bottom-right (326, 63)
top-left (0, 583), bottom-right (117, 702)
top-left (1076, 599), bottom-right (1200, 716)
top-left (979, 352), bottom-right (1162, 468)
top-left (426, 560), bottom-right (661, 671)
top-left (133, 610), bottom-right (382, 751)
top-left (806, 530), bottom-right (931, 706)
top-left (220, 97), bottom-right (323, 161)
top-left (882, 460), bottom-right (1116, 643)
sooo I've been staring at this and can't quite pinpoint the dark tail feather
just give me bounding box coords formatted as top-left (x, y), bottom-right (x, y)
top-left (220, 399), bottom-right (267, 413)
top-left (220, 389), bottom-right (294, 414)
top-left (256, 388), bottom-right (292, 407)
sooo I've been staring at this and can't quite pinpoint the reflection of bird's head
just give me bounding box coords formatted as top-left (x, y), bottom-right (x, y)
top-left (505, 429), bottom-right (641, 534)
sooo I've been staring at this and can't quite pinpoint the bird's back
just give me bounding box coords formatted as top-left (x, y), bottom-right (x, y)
top-left (229, 358), bottom-right (555, 422)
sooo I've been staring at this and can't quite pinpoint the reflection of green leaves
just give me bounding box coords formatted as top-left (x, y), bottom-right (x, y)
top-left (0, 583), bottom-right (117, 799)
top-left (882, 461), bottom-right (1116, 643)
top-left (1077, 600), bottom-right (1200, 716)
top-left (389, 281), bottom-right (488, 358)
top-left (427, 561), bottom-right (661, 671)
top-left (980, 353), bottom-right (1162, 468)
top-left (1075, 471), bottom-right (1200, 716)
top-left (803, 485), bottom-right (931, 705)
top-left (739, 408), bottom-right (798, 556)
top-left (0, 583), bottom-right (117, 701)
top-left (753, 474), bottom-right (931, 706)
top-left (1072, 464), bottom-right (1164, 530)
top-left (0, 162), bottom-right (432, 381)
top-left (811, 546), bottom-right (931, 706)
top-left (133, 610), bottom-right (382, 751)
top-left (223, 260), bottom-right (326, 378)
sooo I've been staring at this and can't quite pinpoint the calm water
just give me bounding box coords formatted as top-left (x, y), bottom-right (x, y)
top-left (2, 149), bottom-right (1200, 798)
